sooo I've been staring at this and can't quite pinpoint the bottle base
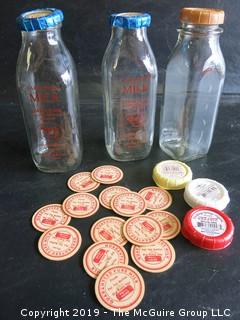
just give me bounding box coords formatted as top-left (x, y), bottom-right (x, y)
top-left (106, 146), bottom-right (151, 162)
top-left (36, 167), bottom-right (80, 173)
top-left (160, 144), bottom-right (208, 162)
top-left (108, 154), bottom-right (149, 162)
top-left (33, 158), bottom-right (82, 173)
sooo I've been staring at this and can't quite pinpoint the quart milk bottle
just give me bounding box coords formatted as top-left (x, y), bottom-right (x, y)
top-left (102, 13), bottom-right (158, 161)
top-left (16, 8), bottom-right (82, 172)
top-left (160, 8), bottom-right (225, 161)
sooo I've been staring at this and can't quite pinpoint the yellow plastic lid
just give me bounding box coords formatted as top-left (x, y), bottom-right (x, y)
top-left (153, 160), bottom-right (192, 190)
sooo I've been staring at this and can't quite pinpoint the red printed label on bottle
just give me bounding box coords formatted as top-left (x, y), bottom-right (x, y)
top-left (121, 75), bottom-right (150, 95)
top-left (29, 85), bottom-right (61, 104)
top-left (28, 85), bottom-right (68, 160)
top-left (115, 75), bottom-right (152, 152)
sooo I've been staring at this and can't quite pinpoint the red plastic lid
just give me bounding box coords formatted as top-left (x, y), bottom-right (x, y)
top-left (182, 206), bottom-right (234, 250)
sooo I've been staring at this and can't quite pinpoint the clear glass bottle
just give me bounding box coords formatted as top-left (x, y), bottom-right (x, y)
top-left (160, 8), bottom-right (225, 161)
top-left (16, 8), bottom-right (82, 173)
top-left (102, 13), bottom-right (158, 161)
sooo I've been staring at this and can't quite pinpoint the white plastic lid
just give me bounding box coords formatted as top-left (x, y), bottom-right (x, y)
top-left (184, 178), bottom-right (230, 210)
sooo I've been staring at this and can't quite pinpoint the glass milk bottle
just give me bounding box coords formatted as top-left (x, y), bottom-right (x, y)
top-left (102, 13), bottom-right (158, 161)
top-left (16, 8), bottom-right (82, 173)
top-left (160, 8), bottom-right (225, 161)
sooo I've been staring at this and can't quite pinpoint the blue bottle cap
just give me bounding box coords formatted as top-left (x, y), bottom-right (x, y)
top-left (110, 12), bottom-right (151, 29)
top-left (16, 8), bottom-right (64, 31)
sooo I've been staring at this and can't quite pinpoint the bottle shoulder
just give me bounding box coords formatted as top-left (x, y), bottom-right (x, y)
top-left (166, 40), bottom-right (225, 74)
top-left (16, 41), bottom-right (77, 86)
top-left (102, 38), bottom-right (157, 76)
top-left (17, 41), bottom-right (75, 72)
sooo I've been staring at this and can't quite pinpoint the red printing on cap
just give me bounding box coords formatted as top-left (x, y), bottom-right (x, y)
top-left (116, 285), bottom-right (134, 301)
top-left (181, 206), bottom-right (234, 250)
top-left (82, 180), bottom-right (94, 188)
top-left (100, 174), bottom-right (113, 179)
top-left (93, 249), bottom-right (106, 264)
top-left (121, 204), bottom-right (135, 210)
top-left (163, 223), bottom-right (172, 231)
top-left (145, 255), bottom-right (162, 262)
top-left (73, 206), bottom-right (88, 211)
top-left (145, 191), bottom-right (154, 200)
top-left (99, 230), bottom-right (113, 240)
top-left (142, 221), bottom-right (155, 232)
top-left (42, 218), bottom-right (56, 225)
top-left (55, 232), bottom-right (71, 240)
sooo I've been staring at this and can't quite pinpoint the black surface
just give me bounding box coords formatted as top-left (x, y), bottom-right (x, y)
top-left (2, 0), bottom-right (240, 105)
top-left (0, 99), bottom-right (239, 320)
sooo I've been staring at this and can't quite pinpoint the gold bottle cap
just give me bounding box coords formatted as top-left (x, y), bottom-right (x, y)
top-left (180, 8), bottom-right (225, 25)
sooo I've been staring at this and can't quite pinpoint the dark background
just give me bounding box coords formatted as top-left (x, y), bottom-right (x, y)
top-left (1, 1), bottom-right (240, 320)
top-left (1, 0), bottom-right (240, 105)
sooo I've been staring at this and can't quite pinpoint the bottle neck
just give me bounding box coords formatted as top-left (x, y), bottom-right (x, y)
top-left (21, 25), bottom-right (63, 45)
top-left (178, 23), bottom-right (223, 39)
top-left (176, 23), bottom-right (223, 52)
top-left (111, 26), bottom-right (148, 42)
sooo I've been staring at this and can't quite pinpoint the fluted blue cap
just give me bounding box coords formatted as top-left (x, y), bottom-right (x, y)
top-left (110, 12), bottom-right (151, 29)
top-left (16, 8), bottom-right (64, 31)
